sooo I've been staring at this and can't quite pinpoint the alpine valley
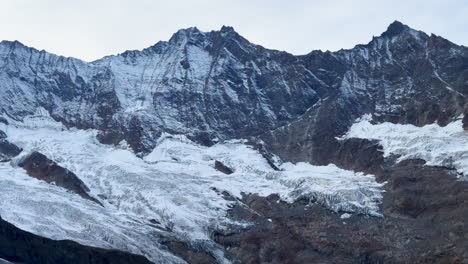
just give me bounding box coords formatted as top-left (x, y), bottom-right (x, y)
top-left (0, 21), bottom-right (467, 263)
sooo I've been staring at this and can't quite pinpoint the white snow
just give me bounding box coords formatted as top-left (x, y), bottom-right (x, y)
top-left (340, 213), bottom-right (352, 219)
top-left (186, 45), bottom-right (213, 79)
top-left (342, 114), bottom-right (468, 180)
top-left (0, 112), bottom-right (384, 262)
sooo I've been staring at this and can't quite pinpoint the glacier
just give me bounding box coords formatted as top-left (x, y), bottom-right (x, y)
top-left (343, 114), bottom-right (468, 180)
top-left (0, 110), bottom-right (383, 263)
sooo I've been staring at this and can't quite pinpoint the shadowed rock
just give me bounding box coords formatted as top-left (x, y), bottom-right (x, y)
top-left (161, 240), bottom-right (217, 264)
top-left (0, 216), bottom-right (152, 264)
top-left (17, 151), bottom-right (101, 205)
top-left (214, 160), bottom-right (233, 174)
top-left (96, 128), bottom-right (125, 146)
top-left (0, 141), bottom-right (22, 162)
top-left (0, 130), bottom-right (22, 162)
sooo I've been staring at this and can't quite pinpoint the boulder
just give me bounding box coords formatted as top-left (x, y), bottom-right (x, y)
top-left (214, 160), bottom-right (233, 174)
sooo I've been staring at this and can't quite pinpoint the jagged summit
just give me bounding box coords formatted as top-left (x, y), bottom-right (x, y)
top-left (0, 39), bottom-right (90, 66)
top-left (168, 26), bottom-right (204, 43)
top-left (168, 25), bottom-right (243, 45)
top-left (0, 39), bottom-right (25, 47)
top-left (336, 20), bottom-right (431, 58)
top-left (0, 39), bottom-right (37, 53)
top-left (0, 21), bottom-right (451, 63)
top-left (381, 20), bottom-right (411, 37)
top-left (220, 25), bottom-right (235, 32)
top-left (109, 25), bottom-right (244, 60)
top-left (218, 25), bottom-right (239, 37)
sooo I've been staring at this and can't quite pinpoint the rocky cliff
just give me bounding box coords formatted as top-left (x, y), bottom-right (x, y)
top-left (0, 21), bottom-right (467, 264)
top-left (3, 21), bottom-right (466, 156)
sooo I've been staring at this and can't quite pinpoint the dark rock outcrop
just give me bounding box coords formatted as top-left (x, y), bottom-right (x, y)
top-left (330, 138), bottom-right (386, 176)
top-left (214, 160), bottom-right (233, 174)
top-left (0, 133), bottom-right (22, 162)
top-left (17, 151), bottom-right (100, 205)
top-left (96, 128), bottom-right (125, 146)
top-left (161, 240), bottom-right (218, 264)
top-left (0, 216), bottom-right (153, 264)
top-left (245, 139), bottom-right (281, 171)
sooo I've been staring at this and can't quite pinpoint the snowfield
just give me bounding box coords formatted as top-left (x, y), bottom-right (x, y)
top-left (0, 110), bottom-right (383, 263)
top-left (343, 114), bottom-right (468, 180)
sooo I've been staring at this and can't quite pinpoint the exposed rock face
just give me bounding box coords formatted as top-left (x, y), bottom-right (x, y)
top-left (0, 216), bottom-right (153, 264)
top-left (0, 131), bottom-right (22, 162)
top-left (161, 240), bottom-right (218, 264)
top-left (214, 160), bottom-right (233, 174)
top-left (17, 151), bottom-right (99, 204)
top-left (2, 21), bottom-right (466, 156)
top-left (261, 21), bottom-right (468, 165)
top-left (0, 27), bottom-right (328, 153)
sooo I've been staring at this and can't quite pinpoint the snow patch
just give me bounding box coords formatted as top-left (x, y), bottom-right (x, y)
top-left (343, 115), bottom-right (468, 180)
top-left (340, 213), bottom-right (352, 219)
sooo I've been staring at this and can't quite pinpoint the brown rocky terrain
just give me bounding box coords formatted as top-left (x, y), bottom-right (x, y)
top-left (213, 157), bottom-right (468, 264)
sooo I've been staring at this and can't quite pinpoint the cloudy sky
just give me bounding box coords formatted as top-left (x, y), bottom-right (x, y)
top-left (1, 0), bottom-right (467, 61)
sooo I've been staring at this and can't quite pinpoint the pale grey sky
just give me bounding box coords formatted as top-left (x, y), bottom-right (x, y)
top-left (1, 0), bottom-right (467, 61)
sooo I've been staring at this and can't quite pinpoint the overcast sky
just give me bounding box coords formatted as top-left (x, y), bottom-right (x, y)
top-left (1, 0), bottom-right (467, 61)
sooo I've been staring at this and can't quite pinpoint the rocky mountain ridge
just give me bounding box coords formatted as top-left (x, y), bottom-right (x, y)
top-left (2, 21), bottom-right (466, 157)
top-left (0, 21), bottom-right (467, 263)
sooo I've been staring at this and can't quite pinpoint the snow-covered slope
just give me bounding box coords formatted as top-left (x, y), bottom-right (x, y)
top-left (0, 26), bottom-right (328, 153)
top-left (0, 110), bottom-right (383, 263)
top-left (343, 114), bottom-right (468, 180)
top-left (0, 40), bottom-right (115, 126)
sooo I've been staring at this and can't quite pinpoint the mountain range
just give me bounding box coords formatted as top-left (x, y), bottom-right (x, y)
top-left (0, 21), bottom-right (467, 264)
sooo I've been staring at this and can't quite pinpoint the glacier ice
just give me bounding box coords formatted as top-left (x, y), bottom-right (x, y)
top-left (343, 114), bottom-right (468, 180)
top-left (0, 111), bottom-right (384, 262)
